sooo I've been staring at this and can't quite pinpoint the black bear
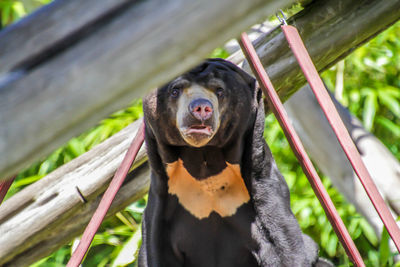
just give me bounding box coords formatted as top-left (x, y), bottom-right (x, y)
top-left (139, 58), bottom-right (329, 266)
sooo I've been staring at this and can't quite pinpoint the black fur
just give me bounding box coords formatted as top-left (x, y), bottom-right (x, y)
top-left (139, 58), bottom-right (328, 267)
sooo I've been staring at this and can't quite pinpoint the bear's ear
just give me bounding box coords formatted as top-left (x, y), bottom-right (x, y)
top-left (143, 90), bottom-right (157, 119)
top-left (205, 58), bottom-right (256, 90)
top-left (251, 82), bottom-right (265, 144)
top-left (233, 67), bottom-right (257, 91)
top-left (253, 81), bottom-right (262, 109)
top-left (142, 90), bottom-right (158, 137)
top-left (241, 81), bottom-right (265, 182)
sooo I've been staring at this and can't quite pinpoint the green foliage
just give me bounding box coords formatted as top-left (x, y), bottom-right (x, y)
top-left (322, 21), bottom-right (400, 160)
top-left (0, 0), bottom-right (51, 27)
top-left (264, 114), bottom-right (397, 266)
top-left (320, 20), bottom-right (400, 266)
top-left (83, 198), bottom-right (147, 267)
top-left (209, 47), bottom-right (230, 59)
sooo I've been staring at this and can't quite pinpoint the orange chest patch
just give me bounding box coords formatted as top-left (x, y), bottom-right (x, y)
top-left (166, 159), bottom-right (250, 219)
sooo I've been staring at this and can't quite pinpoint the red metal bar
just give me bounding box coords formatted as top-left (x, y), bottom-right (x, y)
top-left (67, 120), bottom-right (145, 267)
top-left (0, 176), bottom-right (16, 205)
top-left (239, 32), bottom-right (365, 266)
top-left (281, 24), bottom-right (400, 252)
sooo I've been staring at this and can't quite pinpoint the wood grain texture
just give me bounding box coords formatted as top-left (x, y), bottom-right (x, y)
top-left (0, 0), bottom-right (132, 74)
top-left (0, 0), bottom-right (294, 179)
top-left (239, 0), bottom-right (400, 103)
top-left (0, 119), bottom-right (149, 266)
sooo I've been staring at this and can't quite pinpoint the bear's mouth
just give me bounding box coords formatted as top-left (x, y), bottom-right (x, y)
top-left (179, 123), bottom-right (218, 147)
top-left (186, 125), bottom-right (213, 136)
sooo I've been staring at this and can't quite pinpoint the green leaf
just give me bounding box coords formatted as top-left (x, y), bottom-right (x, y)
top-left (368, 250), bottom-right (380, 267)
top-left (382, 86), bottom-right (400, 98)
top-left (348, 217), bottom-right (360, 235)
top-left (1, 4), bottom-right (11, 26)
top-left (67, 138), bottom-right (86, 157)
top-left (379, 228), bottom-right (390, 267)
top-left (38, 159), bottom-right (54, 175)
top-left (37, 0), bottom-right (53, 4)
top-left (362, 90), bottom-right (378, 131)
top-left (378, 90), bottom-right (400, 117)
top-left (326, 234), bottom-right (338, 257)
top-left (127, 199), bottom-right (147, 214)
top-left (99, 124), bottom-right (115, 142)
top-left (83, 126), bottom-right (104, 149)
top-left (359, 219), bottom-right (378, 246)
top-left (209, 47), bottom-right (230, 59)
top-left (11, 2), bottom-right (26, 19)
top-left (11, 174), bottom-right (45, 188)
top-left (29, 256), bottom-right (51, 267)
top-left (376, 116), bottom-right (400, 137)
top-left (284, 171), bottom-right (296, 189)
top-left (112, 228), bottom-right (142, 267)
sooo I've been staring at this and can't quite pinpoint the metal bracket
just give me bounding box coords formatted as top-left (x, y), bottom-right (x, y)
top-left (276, 10), bottom-right (288, 25)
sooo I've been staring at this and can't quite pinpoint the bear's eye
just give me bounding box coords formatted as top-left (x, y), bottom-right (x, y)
top-left (170, 88), bottom-right (181, 98)
top-left (216, 87), bottom-right (224, 98)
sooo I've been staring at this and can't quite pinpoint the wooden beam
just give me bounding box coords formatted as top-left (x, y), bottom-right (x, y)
top-left (0, 0), bottom-right (295, 179)
top-left (238, 0), bottom-right (400, 102)
top-left (0, 0), bottom-right (131, 74)
top-left (0, 119), bottom-right (149, 266)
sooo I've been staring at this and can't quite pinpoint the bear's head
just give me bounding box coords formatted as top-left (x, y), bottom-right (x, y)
top-left (143, 58), bottom-right (261, 148)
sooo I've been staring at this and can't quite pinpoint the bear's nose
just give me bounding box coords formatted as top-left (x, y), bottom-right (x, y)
top-left (189, 98), bottom-right (213, 121)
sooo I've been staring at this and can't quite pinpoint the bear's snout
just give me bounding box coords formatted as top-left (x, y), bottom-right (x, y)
top-left (175, 83), bottom-right (220, 147)
top-left (189, 98), bottom-right (213, 121)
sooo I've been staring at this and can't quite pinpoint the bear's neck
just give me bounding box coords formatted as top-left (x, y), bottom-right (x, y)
top-left (162, 143), bottom-right (243, 180)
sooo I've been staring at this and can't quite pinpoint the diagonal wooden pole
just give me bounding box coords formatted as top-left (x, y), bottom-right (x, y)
top-left (239, 32), bottom-right (365, 266)
top-left (0, 176), bottom-right (16, 205)
top-left (281, 24), bottom-right (400, 253)
top-left (66, 121), bottom-right (145, 267)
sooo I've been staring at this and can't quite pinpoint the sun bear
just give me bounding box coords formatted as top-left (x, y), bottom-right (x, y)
top-left (139, 58), bottom-right (331, 267)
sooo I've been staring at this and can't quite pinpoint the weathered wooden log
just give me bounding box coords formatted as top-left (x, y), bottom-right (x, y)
top-left (238, 0), bottom-right (400, 102)
top-left (0, 0), bottom-right (296, 179)
top-left (1, 0), bottom-right (400, 265)
top-left (0, 119), bottom-right (149, 266)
